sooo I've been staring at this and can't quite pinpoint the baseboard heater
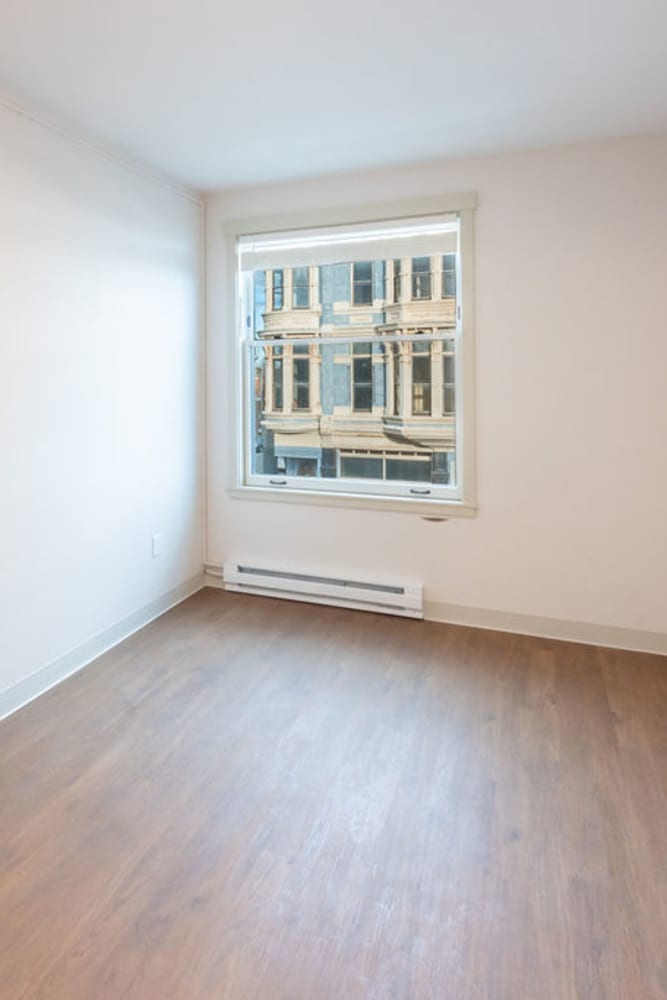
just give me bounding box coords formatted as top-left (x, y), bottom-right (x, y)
top-left (223, 563), bottom-right (423, 619)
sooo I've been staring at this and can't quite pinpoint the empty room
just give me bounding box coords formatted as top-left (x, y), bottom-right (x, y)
top-left (1, 1), bottom-right (666, 997)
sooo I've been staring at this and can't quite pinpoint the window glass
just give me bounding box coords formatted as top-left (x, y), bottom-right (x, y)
top-left (292, 352), bottom-right (310, 410)
top-left (272, 345), bottom-right (283, 410)
top-left (272, 269), bottom-right (284, 310)
top-left (442, 254), bottom-right (456, 298)
top-left (393, 259), bottom-right (401, 302)
top-left (411, 257), bottom-right (431, 299)
top-left (412, 349), bottom-right (432, 416)
top-left (340, 455), bottom-right (383, 479)
top-left (352, 261), bottom-right (373, 305)
top-left (292, 267), bottom-right (310, 308)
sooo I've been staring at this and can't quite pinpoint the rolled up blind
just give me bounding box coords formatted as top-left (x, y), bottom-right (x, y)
top-left (238, 214), bottom-right (459, 271)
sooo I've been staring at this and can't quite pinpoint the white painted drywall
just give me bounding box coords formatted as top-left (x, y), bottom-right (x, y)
top-left (206, 134), bottom-right (667, 636)
top-left (0, 103), bottom-right (204, 699)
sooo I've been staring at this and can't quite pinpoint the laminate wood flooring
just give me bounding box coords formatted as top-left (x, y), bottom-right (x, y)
top-left (1, 588), bottom-right (665, 999)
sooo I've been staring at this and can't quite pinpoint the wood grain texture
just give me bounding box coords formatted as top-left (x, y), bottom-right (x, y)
top-left (1, 588), bottom-right (665, 999)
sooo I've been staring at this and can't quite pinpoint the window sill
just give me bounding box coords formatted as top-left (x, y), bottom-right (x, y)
top-left (229, 484), bottom-right (477, 518)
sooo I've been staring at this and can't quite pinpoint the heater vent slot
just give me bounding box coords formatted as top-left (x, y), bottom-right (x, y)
top-left (224, 564), bottom-right (423, 619)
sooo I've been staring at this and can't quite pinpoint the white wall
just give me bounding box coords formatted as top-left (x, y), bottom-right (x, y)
top-left (0, 103), bottom-right (204, 703)
top-left (206, 134), bottom-right (667, 639)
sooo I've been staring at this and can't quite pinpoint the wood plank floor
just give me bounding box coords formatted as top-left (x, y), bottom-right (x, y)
top-left (1, 588), bottom-right (666, 1000)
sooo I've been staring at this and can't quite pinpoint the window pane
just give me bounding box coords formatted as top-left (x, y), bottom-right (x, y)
top-left (352, 260), bottom-right (373, 305)
top-left (412, 385), bottom-right (431, 415)
top-left (443, 342), bottom-right (455, 415)
top-left (353, 384), bottom-right (372, 411)
top-left (442, 254), bottom-right (456, 298)
top-left (353, 356), bottom-right (372, 380)
top-left (293, 458), bottom-right (317, 477)
top-left (352, 351), bottom-right (372, 412)
top-left (293, 357), bottom-right (310, 410)
top-left (341, 456), bottom-right (383, 479)
top-left (243, 218), bottom-right (463, 494)
top-left (412, 348), bottom-right (432, 416)
top-left (272, 357), bottom-right (283, 410)
top-left (248, 339), bottom-right (456, 484)
top-left (293, 267), bottom-right (310, 308)
top-left (412, 356), bottom-right (430, 381)
top-left (393, 259), bottom-right (401, 302)
top-left (411, 257), bottom-right (432, 299)
top-left (354, 261), bottom-right (372, 281)
top-left (272, 269), bottom-right (284, 310)
top-left (386, 458), bottom-right (432, 481)
top-left (392, 344), bottom-right (401, 416)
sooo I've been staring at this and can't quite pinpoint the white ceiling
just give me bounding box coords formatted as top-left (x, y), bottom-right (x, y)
top-left (1, 0), bottom-right (666, 192)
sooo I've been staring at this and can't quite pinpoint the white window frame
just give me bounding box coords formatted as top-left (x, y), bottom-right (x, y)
top-left (224, 194), bottom-right (477, 517)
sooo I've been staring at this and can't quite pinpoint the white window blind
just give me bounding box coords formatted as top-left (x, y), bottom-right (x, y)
top-left (238, 215), bottom-right (459, 271)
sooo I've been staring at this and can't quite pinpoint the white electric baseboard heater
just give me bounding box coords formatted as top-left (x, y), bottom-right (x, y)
top-left (223, 563), bottom-right (423, 619)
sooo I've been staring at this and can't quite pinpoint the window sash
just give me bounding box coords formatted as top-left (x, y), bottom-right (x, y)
top-left (244, 332), bottom-right (461, 499)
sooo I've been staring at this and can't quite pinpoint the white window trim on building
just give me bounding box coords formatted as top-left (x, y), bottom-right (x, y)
top-left (224, 194), bottom-right (477, 517)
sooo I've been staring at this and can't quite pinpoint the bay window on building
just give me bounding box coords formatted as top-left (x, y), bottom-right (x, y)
top-left (231, 196), bottom-right (476, 514)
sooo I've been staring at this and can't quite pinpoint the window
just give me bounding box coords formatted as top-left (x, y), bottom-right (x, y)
top-left (352, 261), bottom-right (373, 306)
top-left (340, 453), bottom-right (383, 479)
top-left (411, 342), bottom-right (432, 416)
top-left (272, 345), bottom-right (284, 410)
top-left (392, 344), bottom-right (401, 416)
top-left (339, 451), bottom-right (432, 482)
top-left (292, 344), bottom-right (310, 409)
top-left (292, 267), bottom-right (310, 308)
top-left (232, 195), bottom-right (476, 515)
top-left (393, 259), bottom-right (401, 303)
top-left (443, 339), bottom-right (455, 414)
top-left (411, 256), bottom-right (431, 299)
top-left (272, 269), bottom-right (284, 310)
top-left (442, 254), bottom-right (456, 298)
top-left (352, 343), bottom-right (373, 411)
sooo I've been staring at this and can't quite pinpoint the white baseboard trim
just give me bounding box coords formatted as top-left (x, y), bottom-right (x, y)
top-left (203, 565), bottom-right (224, 589)
top-left (0, 573), bottom-right (206, 722)
top-left (204, 561), bottom-right (665, 656)
top-left (424, 600), bottom-right (667, 657)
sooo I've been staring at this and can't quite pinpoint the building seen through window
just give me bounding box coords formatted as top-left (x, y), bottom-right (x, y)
top-left (246, 246), bottom-right (459, 489)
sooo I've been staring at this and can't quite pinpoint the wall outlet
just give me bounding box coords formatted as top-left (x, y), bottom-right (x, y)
top-left (151, 533), bottom-right (163, 558)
